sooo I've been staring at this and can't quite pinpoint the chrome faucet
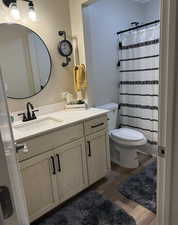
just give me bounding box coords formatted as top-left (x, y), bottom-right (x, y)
top-left (18, 102), bottom-right (39, 122)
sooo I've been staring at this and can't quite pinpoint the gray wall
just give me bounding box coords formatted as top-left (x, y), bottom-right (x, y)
top-left (143, 0), bottom-right (160, 22)
top-left (83, 0), bottom-right (160, 107)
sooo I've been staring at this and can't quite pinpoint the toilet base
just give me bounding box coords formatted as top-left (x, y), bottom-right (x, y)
top-left (110, 140), bottom-right (139, 169)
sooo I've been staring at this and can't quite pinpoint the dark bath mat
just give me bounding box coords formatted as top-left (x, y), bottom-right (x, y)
top-left (119, 160), bottom-right (157, 213)
top-left (37, 191), bottom-right (136, 225)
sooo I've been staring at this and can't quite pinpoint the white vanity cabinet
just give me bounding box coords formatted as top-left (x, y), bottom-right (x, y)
top-left (85, 130), bottom-right (109, 185)
top-left (17, 114), bottom-right (110, 222)
top-left (84, 115), bottom-right (110, 185)
top-left (20, 138), bottom-right (88, 222)
top-left (19, 151), bottom-right (58, 222)
top-left (54, 139), bottom-right (88, 203)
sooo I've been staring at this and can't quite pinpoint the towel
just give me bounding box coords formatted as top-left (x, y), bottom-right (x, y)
top-left (73, 64), bottom-right (87, 92)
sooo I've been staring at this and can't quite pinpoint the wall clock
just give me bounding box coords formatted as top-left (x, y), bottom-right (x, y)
top-left (58, 31), bottom-right (73, 67)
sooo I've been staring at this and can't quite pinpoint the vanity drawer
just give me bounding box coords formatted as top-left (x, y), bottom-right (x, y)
top-left (84, 115), bottom-right (107, 136)
top-left (17, 123), bottom-right (84, 162)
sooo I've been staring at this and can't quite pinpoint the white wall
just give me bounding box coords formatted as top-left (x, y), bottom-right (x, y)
top-left (69, 0), bottom-right (160, 105)
top-left (83, 0), bottom-right (160, 107)
top-left (143, 0), bottom-right (160, 22)
top-left (69, 0), bottom-right (87, 66)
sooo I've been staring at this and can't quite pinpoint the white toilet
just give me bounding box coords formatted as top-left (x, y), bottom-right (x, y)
top-left (99, 103), bottom-right (147, 169)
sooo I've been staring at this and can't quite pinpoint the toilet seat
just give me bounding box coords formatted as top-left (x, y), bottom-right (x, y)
top-left (110, 128), bottom-right (147, 146)
top-left (111, 128), bottom-right (144, 141)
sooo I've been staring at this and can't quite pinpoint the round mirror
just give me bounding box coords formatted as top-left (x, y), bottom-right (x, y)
top-left (0, 24), bottom-right (52, 99)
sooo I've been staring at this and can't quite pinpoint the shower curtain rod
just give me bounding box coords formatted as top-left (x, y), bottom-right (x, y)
top-left (117, 20), bottom-right (160, 35)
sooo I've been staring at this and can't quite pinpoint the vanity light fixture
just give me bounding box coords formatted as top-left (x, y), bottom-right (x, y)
top-left (2, 0), bottom-right (37, 21)
top-left (28, 1), bottom-right (37, 21)
top-left (9, 1), bottom-right (20, 20)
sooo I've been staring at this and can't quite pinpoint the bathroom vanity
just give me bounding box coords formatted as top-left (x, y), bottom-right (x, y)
top-left (13, 108), bottom-right (110, 222)
top-left (0, 22), bottom-right (111, 222)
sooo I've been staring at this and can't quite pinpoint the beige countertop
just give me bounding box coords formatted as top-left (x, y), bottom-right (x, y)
top-left (13, 108), bottom-right (109, 142)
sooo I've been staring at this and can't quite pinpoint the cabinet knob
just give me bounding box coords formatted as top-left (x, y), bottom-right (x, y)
top-left (91, 123), bottom-right (104, 129)
top-left (50, 156), bottom-right (56, 175)
top-left (56, 154), bottom-right (61, 172)
top-left (15, 143), bottom-right (28, 153)
top-left (87, 141), bottom-right (91, 157)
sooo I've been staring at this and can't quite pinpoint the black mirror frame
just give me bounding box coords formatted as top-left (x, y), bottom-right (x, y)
top-left (0, 23), bottom-right (52, 100)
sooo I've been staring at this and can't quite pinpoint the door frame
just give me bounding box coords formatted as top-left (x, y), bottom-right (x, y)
top-left (158, 0), bottom-right (177, 224)
top-left (69, 0), bottom-right (177, 224)
top-left (0, 69), bottom-right (29, 225)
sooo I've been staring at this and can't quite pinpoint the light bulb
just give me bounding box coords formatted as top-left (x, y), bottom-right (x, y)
top-left (28, 2), bottom-right (37, 21)
top-left (10, 2), bottom-right (20, 20)
top-left (29, 8), bottom-right (37, 21)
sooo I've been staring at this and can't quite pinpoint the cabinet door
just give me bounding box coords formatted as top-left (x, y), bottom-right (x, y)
top-left (86, 130), bottom-right (109, 185)
top-left (55, 139), bottom-right (88, 203)
top-left (20, 151), bottom-right (58, 222)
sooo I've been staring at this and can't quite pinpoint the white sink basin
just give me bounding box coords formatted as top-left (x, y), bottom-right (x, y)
top-left (13, 117), bottom-right (63, 135)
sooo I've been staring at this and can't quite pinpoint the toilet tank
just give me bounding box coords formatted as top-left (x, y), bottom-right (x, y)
top-left (97, 103), bottom-right (118, 131)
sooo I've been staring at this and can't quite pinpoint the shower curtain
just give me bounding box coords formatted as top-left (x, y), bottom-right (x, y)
top-left (118, 24), bottom-right (160, 153)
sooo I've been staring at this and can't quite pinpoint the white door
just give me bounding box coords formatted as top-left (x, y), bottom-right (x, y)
top-left (0, 68), bottom-right (29, 225)
top-left (20, 151), bottom-right (58, 222)
top-left (86, 131), bottom-right (108, 185)
top-left (55, 139), bottom-right (88, 203)
top-left (157, 0), bottom-right (177, 224)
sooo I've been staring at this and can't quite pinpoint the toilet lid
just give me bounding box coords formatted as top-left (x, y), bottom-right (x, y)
top-left (111, 128), bottom-right (145, 142)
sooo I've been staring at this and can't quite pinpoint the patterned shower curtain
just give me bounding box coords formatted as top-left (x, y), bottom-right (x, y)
top-left (118, 24), bottom-right (160, 153)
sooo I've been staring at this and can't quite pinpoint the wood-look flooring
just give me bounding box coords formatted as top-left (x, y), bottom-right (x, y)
top-left (90, 153), bottom-right (157, 225)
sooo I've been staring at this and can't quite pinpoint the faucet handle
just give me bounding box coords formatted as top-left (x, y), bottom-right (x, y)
top-left (31, 110), bottom-right (39, 120)
top-left (17, 113), bottom-right (28, 122)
